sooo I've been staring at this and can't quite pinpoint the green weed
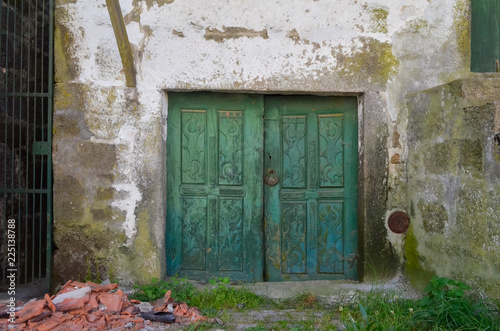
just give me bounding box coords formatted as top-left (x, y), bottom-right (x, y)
top-left (341, 276), bottom-right (499, 331)
top-left (130, 276), bottom-right (265, 317)
top-left (191, 277), bottom-right (266, 317)
top-left (83, 257), bottom-right (102, 283)
top-left (129, 276), bottom-right (197, 303)
top-left (410, 276), bottom-right (499, 330)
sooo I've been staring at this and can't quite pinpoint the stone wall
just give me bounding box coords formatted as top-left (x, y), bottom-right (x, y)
top-left (52, 0), bottom-right (474, 286)
top-left (406, 76), bottom-right (500, 296)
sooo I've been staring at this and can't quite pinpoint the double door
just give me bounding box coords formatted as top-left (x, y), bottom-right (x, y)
top-left (166, 93), bottom-right (358, 281)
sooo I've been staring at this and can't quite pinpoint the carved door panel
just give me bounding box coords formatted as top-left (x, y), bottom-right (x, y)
top-left (166, 93), bottom-right (264, 282)
top-left (264, 96), bottom-right (358, 281)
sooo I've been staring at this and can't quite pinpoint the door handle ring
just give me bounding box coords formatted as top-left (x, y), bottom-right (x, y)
top-left (264, 169), bottom-right (279, 186)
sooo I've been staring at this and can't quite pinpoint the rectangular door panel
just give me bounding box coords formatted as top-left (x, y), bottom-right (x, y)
top-left (182, 197), bottom-right (207, 270)
top-left (218, 198), bottom-right (244, 271)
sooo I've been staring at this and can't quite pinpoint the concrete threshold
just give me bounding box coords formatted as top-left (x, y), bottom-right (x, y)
top-left (195, 274), bottom-right (421, 302)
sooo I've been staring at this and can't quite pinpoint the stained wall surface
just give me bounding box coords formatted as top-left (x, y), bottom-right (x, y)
top-left (52, 0), bottom-right (492, 291)
top-left (407, 77), bottom-right (500, 296)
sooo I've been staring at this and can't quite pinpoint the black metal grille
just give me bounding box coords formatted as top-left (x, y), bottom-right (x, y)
top-left (0, 0), bottom-right (53, 290)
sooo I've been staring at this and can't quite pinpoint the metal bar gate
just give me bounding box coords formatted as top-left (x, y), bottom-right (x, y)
top-left (0, 0), bottom-right (53, 291)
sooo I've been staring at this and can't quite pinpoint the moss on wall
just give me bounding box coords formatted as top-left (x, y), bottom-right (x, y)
top-left (368, 7), bottom-right (388, 33)
top-left (406, 77), bottom-right (500, 297)
top-left (53, 81), bottom-right (166, 286)
top-left (404, 225), bottom-right (434, 290)
top-left (54, 7), bottom-right (80, 83)
top-left (453, 0), bottom-right (471, 68)
top-left (338, 37), bottom-right (399, 88)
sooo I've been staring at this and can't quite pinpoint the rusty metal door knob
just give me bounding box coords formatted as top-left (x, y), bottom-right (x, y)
top-left (264, 169), bottom-right (279, 186)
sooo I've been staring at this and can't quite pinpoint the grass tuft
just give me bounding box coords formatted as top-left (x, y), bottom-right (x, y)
top-left (129, 276), bottom-right (265, 317)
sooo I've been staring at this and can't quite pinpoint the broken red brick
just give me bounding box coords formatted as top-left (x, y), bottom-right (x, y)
top-left (121, 304), bottom-right (136, 316)
top-left (82, 281), bottom-right (118, 292)
top-left (130, 299), bottom-right (141, 304)
top-left (11, 322), bottom-right (27, 330)
top-left (55, 294), bottom-right (90, 311)
top-left (85, 292), bottom-right (99, 311)
top-left (36, 320), bottom-right (60, 331)
top-left (56, 280), bottom-right (75, 295)
top-left (180, 303), bottom-right (189, 314)
top-left (29, 310), bottom-right (52, 322)
top-left (69, 281), bottom-right (87, 288)
top-left (154, 289), bottom-right (172, 311)
top-left (15, 299), bottom-right (45, 324)
top-left (99, 283), bottom-right (119, 292)
top-left (98, 292), bottom-right (124, 312)
top-left (44, 293), bottom-right (56, 312)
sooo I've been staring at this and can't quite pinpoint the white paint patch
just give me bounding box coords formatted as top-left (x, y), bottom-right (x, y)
top-left (112, 183), bottom-right (142, 247)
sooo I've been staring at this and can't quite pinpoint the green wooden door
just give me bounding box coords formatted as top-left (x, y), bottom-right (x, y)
top-left (166, 92), bottom-right (264, 282)
top-left (264, 96), bottom-right (358, 281)
top-left (166, 93), bottom-right (358, 282)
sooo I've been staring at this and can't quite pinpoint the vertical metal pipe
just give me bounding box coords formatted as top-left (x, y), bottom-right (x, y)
top-left (12, 0), bottom-right (19, 286)
top-left (40, 0), bottom-right (43, 94)
top-left (1, 0), bottom-right (5, 288)
top-left (47, 0), bottom-right (55, 288)
top-left (19, 0), bottom-right (26, 284)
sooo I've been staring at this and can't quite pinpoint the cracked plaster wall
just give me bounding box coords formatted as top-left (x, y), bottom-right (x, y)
top-left (53, 0), bottom-right (473, 285)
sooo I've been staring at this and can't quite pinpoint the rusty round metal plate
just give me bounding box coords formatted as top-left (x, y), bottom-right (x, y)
top-left (388, 211), bottom-right (410, 234)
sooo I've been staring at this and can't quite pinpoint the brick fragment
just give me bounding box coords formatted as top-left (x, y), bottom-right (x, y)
top-left (45, 293), bottom-right (57, 312)
top-left (29, 310), bottom-right (52, 322)
top-left (55, 294), bottom-right (90, 311)
top-left (35, 320), bottom-right (60, 331)
top-left (153, 289), bottom-right (172, 311)
top-left (180, 303), bottom-right (189, 314)
top-left (83, 281), bottom-right (118, 292)
top-left (56, 280), bottom-right (73, 295)
top-left (85, 292), bottom-right (99, 311)
top-left (121, 305), bottom-right (136, 316)
top-left (69, 281), bottom-right (87, 288)
top-left (15, 299), bottom-right (45, 324)
top-left (98, 292), bottom-right (124, 312)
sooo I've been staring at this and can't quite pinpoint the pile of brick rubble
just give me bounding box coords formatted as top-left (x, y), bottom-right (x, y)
top-left (0, 280), bottom-right (207, 330)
